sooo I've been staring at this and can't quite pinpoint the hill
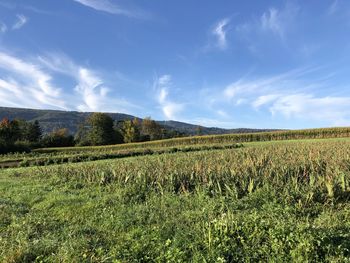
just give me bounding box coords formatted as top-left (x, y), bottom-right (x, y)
top-left (0, 107), bottom-right (278, 135)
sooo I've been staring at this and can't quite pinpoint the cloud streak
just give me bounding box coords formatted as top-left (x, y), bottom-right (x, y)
top-left (212, 18), bottom-right (230, 50)
top-left (154, 75), bottom-right (184, 120)
top-left (261, 3), bottom-right (298, 40)
top-left (0, 52), bottom-right (65, 109)
top-left (0, 22), bottom-right (7, 33)
top-left (12, 14), bottom-right (28, 30)
top-left (261, 8), bottom-right (284, 38)
top-left (73, 0), bottom-right (149, 19)
top-left (234, 2), bottom-right (299, 51)
top-left (219, 68), bottom-right (350, 126)
top-left (75, 67), bottom-right (110, 111)
top-left (38, 52), bottom-right (135, 113)
top-left (0, 14), bottom-right (28, 34)
top-left (0, 51), bottom-right (134, 113)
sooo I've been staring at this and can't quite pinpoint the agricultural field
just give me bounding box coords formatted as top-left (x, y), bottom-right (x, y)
top-left (1, 130), bottom-right (350, 262)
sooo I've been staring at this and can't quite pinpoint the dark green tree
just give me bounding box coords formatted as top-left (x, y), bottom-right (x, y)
top-left (0, 118), bottom-right (20, 143)
top-left (74, 123), bottom-right (90, 146)
top-left (25, 121), bottom-right (42, 142)
top-left (41, 128), bottom-right (75, 147)
top-left (87, 113), bottom-right (123, 145)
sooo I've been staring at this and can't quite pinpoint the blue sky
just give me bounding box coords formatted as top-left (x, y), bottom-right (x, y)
top-left (0, 0), bottom-right (350, 129)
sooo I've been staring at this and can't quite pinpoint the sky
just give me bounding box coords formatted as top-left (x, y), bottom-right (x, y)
top-left (0, 0), bottom-right (350, 129)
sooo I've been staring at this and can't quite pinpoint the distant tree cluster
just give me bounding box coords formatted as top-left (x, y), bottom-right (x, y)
top-left (118, 117), bottom-right (184, 143)
top-left (118, 117), bottom-right (164, 143)
top-left (0, 113), bottom-right (184, 154)
top-left (75, 113), bottom-right (123, 146)
top-left (0, 118), bottom-right (42, 153)
top-left (75, 114), bottom-right (181, 146)
top-left (40, 128), bottom-right (74, 148)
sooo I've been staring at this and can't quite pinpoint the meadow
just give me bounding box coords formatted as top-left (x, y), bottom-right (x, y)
top-left (1, 128), bottom-right (350, 262)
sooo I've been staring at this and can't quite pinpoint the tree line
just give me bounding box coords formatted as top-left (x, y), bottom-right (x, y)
top-left (0, 113), bottom-right (184, 154)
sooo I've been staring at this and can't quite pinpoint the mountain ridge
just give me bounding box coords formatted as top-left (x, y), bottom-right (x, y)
top-left (0, 107), bottom-right (280, 136)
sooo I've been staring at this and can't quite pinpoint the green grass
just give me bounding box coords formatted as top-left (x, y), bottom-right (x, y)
top-left (1, 138), bottom-right (350, 262)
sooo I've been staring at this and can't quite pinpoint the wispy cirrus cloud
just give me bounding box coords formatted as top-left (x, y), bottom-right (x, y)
top-left (0, 52), bottom-right (66, 109)
top-left (12, 14), bottom-right (28, 30)
top-left (235, 2), bottom-right (299, 47)
top-left (218, 67), bottom-right (350, 126)
top-left (73, 0), bottom-right (149, 19)
top-left (268, 94), bottom-right (350, 126)
top-left (75, 67), bottom-right (111, 112)
top-left (261, 8), bottom-right (285, 38)
top-left (261, 3), bottom-right (299, 40)
top-left (38, 52), bottom-right (135, 112)
top-left (154, 75), bottom-right (184, 120)
top-left (0, 51), bottom-right (135, 113)
top-left (0, 14), bottom-right (28, 34)
top-left (0, 22), bottom-right (7, 33)
top-left (212, 18), bottom-right (230, 50)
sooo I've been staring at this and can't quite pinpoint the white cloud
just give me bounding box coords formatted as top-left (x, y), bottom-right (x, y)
top-left (216, 110), bottom-right (229, 118)
top-left (269, 94), bottom-right (350, 125)
top-left (218, 67), bottom-right (350, 126)
top-left (38, 52), bottom-right (134, 112)
top-left (0, 51), bottom-right (135, 113)
top-left (0, 52), bottom-right (66, 109)
top-left (212, 18), bottom-right (230, 50)
top-left (75, 67), bottom-right (109, 111)
top-left (158, 74), bottom-right (172, 87)
top-left (223, 67), bottom-right (315, 103)
top-left (0, 14), bottom-right (28, 34)
top-left (261, 8), bottom-right (284, 38)
top-left (73, 0), bottom-right (148, 19)
top-left (261, 3), bottom-right (298, 39)
top-left (235, 3), bottom-right (299, 47)
top-left (0, 22), bottom-right (7, 33)
top-left (154, 74), bottom-right (184, 120)
top-left (252, 94), bottom-right (280, 109)
top-left (12, 14), bottom-right (28, 30)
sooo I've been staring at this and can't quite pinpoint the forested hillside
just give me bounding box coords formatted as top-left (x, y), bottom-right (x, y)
top-left (0, 107), bottom-right (278, 135)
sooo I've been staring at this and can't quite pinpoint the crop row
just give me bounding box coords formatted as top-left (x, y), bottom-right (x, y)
top-left (0, 143), bottom-right (243, 169)
top-left (12, 139), bottom-right (350, 203)
top-left (33, 126), bottom-right (350, 154)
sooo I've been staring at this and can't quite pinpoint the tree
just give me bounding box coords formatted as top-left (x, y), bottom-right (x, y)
top-left (0, 118), bottom-right (20, 143)
top-left (74, 123), bottom-right (90, 146)
top-left (41, 128), bottom-right (74, 147)
top-left (195, 126), bottom-right (203, 136)
top-left (29, 120), bottom-right (42, 142)
top-left (0, 118), bottom-right (37, 153)
top-left (22, 120), bottom-right (42, 142)
top-left (121, 119), bottom-right (140, 143)
top-left (87, 113), bottom-right (123, 145)
top-left (141, 117), bottom-right (163, 141)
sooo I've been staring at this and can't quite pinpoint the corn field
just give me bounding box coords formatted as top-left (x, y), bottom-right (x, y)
top-left (1, 138), bottom-right (350, 261)
top-left (34, 126), bottom-right (350, 154)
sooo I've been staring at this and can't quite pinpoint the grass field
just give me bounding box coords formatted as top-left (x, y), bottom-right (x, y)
top-left (1, 131), bottom-right (350, 262)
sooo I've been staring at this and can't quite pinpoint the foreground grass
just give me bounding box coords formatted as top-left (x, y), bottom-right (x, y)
top-left (1, 139), bottom-right (350, 262)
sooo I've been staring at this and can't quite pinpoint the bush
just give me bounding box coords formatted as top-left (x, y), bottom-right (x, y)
top-left (41, 129), bottom-right (75, 148)
top-left (0, 140), bottom-right (31, 154)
